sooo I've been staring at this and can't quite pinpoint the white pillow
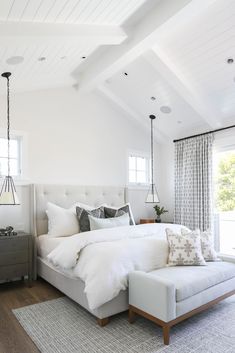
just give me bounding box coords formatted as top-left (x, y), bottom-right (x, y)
top-left (88, 213), bottom-right (130, 231)
top-left (47, 202), bottom-right (79, 237)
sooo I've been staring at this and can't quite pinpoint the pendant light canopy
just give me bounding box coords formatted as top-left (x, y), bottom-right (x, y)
top-left (146, 115), bottom-right (160, 204)
top-left (0, 72), bottom-right (20, 205)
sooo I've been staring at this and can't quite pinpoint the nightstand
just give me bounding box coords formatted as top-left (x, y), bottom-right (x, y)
top-left (0, 233), bottom-right (33, 286)
top-left (140, 219), bottom-right (155, 224)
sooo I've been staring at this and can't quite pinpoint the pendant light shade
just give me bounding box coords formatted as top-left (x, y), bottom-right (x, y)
top-left (0, 176), bottom-right (20, 205)
top-left (146, 115), bottom-right (160, 204)
top-left (0, 72), bottom-right (20, 205)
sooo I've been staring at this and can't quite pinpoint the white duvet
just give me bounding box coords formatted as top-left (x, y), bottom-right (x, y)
top-left (47, 223), bottom-right (185, 310)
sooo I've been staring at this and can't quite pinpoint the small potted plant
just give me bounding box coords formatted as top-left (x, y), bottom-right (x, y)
top-left (153, 205), bottom-right (168, 223)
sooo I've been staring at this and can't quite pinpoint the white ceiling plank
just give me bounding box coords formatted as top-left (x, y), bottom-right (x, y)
top-left (144, 49), bottom-right (222, 128)
top-left (0, 0), bottom-right (15, 20)
top-left (6, 0), bottom-right (29, 21)
top-left (76, 0), bottom-right (217, 91)
top-left (0, 21), bottom-right (127, 46)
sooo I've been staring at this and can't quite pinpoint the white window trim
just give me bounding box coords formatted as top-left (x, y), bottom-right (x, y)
top-left (127, 149), bottom-right (150, 188)
top-left (213, 131), bottom-right (235, 258)
top-left (0, 128), bottom-right (29, 183)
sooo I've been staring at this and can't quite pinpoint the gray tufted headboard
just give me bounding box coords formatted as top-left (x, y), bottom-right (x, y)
top-left (33, 184), bottom-right (126, 236)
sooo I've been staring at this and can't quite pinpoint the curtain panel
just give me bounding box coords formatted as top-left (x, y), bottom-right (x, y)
top-left (174, 133), bottom-right (214, 230)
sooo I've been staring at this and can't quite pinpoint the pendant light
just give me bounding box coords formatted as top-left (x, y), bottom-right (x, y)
top-left (146, 115), bottom-right (160, 203)
top-left (0, 72), bottom-right (20, 205)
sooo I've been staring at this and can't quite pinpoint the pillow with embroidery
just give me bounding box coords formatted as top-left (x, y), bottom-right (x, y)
top-left (165, 228), bottom-right (206, 266)
top-left (181, 228), bottom-right (219, 261)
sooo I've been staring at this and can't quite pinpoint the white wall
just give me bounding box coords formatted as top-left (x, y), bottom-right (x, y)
top-left (0, 86), bottom-right (165, 229)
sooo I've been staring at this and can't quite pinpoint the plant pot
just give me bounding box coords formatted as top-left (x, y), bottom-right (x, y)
top-left (155, 216), bottom-right (161, 223)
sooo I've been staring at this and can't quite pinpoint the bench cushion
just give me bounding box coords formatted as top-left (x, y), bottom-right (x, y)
top-left (149, 261), bottom-right (235, 302)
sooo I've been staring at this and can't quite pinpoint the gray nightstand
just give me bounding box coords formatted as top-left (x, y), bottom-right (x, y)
top-left (0, 233), bottom-right (33, 286)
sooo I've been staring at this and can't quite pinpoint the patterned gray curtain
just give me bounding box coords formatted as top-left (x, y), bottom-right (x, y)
top-left (174, 133), bottom-right (214, 230)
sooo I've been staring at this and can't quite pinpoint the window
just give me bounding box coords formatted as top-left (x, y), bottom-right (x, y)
top-left (128, 152), bottom-right (149, 185)
top-left (0, 137), bottom-right (21, 177)
top-left (213, 134), bottom-right (235, 257)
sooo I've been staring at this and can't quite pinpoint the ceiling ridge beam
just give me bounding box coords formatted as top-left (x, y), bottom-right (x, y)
top-left (0, 21), bottom-right (127, 45)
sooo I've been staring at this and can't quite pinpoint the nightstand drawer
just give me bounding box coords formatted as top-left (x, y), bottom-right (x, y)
top-left (0, 237), bottom-right (28, 253)
top-left (0, 263), bottom-right (28, 279)
top-left (0, 251), bottom-right (28, 266)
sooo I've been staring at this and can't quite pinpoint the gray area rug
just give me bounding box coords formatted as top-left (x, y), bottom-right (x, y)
top-left (13, 296), bottom-right (235, 353)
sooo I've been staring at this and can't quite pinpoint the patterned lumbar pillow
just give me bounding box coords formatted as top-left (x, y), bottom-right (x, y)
top-left (181, 228), bottom-right (218, 261)
top-left (76, 206), bottom-right (105, 232)
top-left (166, 228), bottom-right (206, 266)
top-left (104, 203), bottom-right (135, 225)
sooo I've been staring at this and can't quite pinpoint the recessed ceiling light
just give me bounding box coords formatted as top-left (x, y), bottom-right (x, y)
top-left (227, 58), bottom-right (234, 64)
top-left (160, 106), bottom-right (172, 114)
top-left (38, 57), bottom-right (46, 61)
top-left (150, 96), bottom-right (156, 101)
top-left (81, 56), bottom-right (86, 59)
top-left (124, 72), bottom-right (128, 76)
top-left (6, 56), bottom-right (24, 65)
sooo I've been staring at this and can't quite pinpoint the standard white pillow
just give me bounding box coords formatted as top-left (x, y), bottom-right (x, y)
top-left (88, 213), bottom-right (130, 231)
top-left (47, 202), bottom-right (79, 237)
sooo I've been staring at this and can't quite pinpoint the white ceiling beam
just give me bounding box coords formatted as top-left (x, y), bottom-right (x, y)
top-left (98, 85), bottom-right (168, 144)
top-left (0, 21), bottom-right (127, 45)
top-left (144, 49), bottom-right (222, 128)
top-left (76, 0), bottom-right (218, 91)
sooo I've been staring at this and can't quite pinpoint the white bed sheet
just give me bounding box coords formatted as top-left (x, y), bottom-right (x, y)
top-left (37, 234), bottom-right (69, 258)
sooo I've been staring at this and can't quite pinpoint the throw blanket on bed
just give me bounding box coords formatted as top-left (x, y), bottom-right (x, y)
top-left (47, 223), bottom-right (185, 310)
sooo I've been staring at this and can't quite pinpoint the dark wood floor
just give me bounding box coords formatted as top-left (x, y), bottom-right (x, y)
top-left (0, 278), bottom-right (63, 353)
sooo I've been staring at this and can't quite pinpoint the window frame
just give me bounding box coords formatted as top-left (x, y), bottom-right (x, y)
top-left (0, 129), bottom-right (28, 182)
top-left (213, 130), bottom-right (235, 258)
top-left (127, 150), bottom-right (150, 188)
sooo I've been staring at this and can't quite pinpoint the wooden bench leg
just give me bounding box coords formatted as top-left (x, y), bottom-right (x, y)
top-left (97, 317), bottom-right (109, 327)
top-left (163, 325), bottom-right (170, 345)
top-left (128, 308), bottom-right (136, 324)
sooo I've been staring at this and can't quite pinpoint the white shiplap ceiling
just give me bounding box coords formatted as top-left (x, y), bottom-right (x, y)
top-left (155, 0), bottom-right (235, 128)
top-left (1, 0), bottom-right (235, 140)
top-left (0, 0), bottom-right (147, 92)
top-left (0, 0), bottom-right (146, 25)
top-left (89, 0), bottom-right (235, 139)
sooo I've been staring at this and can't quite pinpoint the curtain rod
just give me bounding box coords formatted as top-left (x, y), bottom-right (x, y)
top-left (173, 124), bottom-right (235, 143)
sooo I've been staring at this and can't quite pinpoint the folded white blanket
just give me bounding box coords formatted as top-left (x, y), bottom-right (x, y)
top-left (47, 223), bottom-right (185, 310)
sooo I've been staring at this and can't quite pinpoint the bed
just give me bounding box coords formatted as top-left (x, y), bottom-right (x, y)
top-left (33, 184), bottom-right (181, 326)
top-left (33, 184), bottom-right (129, 325)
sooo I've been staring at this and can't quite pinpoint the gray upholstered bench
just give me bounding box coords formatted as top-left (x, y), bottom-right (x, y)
top-left (128, 261), bottom-right (235, 345)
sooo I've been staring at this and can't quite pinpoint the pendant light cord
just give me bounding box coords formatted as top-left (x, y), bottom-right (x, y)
top-left (151, 117), bottom-right (154, 194)
top-left (7, 76), bottom-right (10, 177)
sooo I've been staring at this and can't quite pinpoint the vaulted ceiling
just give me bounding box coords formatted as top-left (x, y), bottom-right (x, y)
top-left (0, 0), bottom-right (234, 140)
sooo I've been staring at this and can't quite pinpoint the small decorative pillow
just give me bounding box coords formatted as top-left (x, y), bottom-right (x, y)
top-left (76, 206), bottom-right (105, 232)
top-left (181, 228), bottom-right (218, 261)
top-left (166, 228), bottom-right (206, 266)
top-left (89, 213), bottom-right (130, 231)
top-left (104, 203), bottom-right (135, 225)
